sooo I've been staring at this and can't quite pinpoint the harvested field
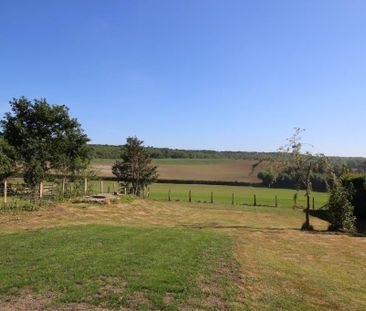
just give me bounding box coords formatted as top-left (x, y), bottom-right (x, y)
top-left (92, 158), bottom-right (269, 182)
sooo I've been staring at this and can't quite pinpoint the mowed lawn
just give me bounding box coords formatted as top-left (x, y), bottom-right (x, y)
top-left (0, 225), bottom-right (237, 310)
top-left (91, 158), bottom-right (269, 182)
top-left (0, 199), bottom-right (365, 310)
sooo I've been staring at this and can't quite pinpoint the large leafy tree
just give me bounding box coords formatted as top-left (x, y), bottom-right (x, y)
top-left (1, 97), bottom-right (91, 199)
top-left (0, 136), bottom-right (15, 181)
top-left (112, 137), bottom-right (158, 196)
top-left (0, 136), bottom-right (15, 205)
top-left (53, 124), bottom-right (93, 196)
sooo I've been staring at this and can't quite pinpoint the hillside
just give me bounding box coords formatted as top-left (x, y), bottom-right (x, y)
top-left (91, 158), bottom-right (268, 183)
top-left (90, 144), bottom-right (366, 172)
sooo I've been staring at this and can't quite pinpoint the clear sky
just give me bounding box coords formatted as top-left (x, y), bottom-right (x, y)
top-left (0, 0), bottom-right (365, 156)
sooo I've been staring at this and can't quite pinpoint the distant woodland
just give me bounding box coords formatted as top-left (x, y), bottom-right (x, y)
top-left (90, 144), bottom-right (366, 172)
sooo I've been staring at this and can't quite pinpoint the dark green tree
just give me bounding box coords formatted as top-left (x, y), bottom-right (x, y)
top-left (53, 126), bottom-right (93, 196)
top-left (1, 97), bottom-right (91, 200)
top-left (0, 136), bottom-right (16, 205)
top-left (327, 174), bottom-right (355, 232)
top-left (112, 137), bottom-right (158, 196)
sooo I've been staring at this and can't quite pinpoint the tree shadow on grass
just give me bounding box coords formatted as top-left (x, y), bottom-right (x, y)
top-left (182, 217), bottom-right (366, 237)
top-left (308, 209), bottom-right (366, 236)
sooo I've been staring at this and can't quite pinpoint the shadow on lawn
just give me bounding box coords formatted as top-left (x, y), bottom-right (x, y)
top-left (309, 209), bottom-right (366, 236)
top-left (183, 211), bottom-right (366, 237)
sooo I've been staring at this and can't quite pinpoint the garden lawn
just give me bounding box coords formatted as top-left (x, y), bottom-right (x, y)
top-left (0, 225), bottom-right (237, 310)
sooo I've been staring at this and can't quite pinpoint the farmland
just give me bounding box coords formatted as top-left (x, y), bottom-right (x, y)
top-left (83, 180), bottom-right (329, 209)
top-left (91, 158), bottom-right (269, 183)
top-left (0, 199), bottom-right (365, 310)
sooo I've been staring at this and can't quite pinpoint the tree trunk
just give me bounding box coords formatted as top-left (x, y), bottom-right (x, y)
top-left (3, 178), bottom-right (7, 207)
top-left (39, 182), bottom-right (43, 200)
top-left (84, 177), bottom-right (88, 195)
top-left (303, 193), bottom-right (311, 230)
top-left (62, 176), bottom-right (66, 196)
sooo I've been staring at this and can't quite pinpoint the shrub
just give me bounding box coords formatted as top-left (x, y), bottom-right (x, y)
top-left (343, 175), bottom-right (366, 220)
top-left (0, 199), bottom-right (39, 212)
top-left (328, 181), bottom-right (355, 232)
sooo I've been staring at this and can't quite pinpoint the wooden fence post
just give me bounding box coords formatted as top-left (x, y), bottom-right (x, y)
top-left (39, 182), bottom-right (43, 199)
top-left (84, 177), bottom-right (88, 195)
top-left (168, 189), bottom-right (171, 201)
top-left (100, 180), bottom-right (104, 193)
top-left (189, 190), bottom-right (192, 203)
top-left (210, 192), bottom-right (213, 204)
top-left (62, 177), bottom-right (66, 196)
top-left (232, 193), bottom-right (234, 205)
top-left (254, 194), bottom-right (257, 206)
top-left (275, 195), bottom-right (278, 207)
top-left (3, 178), bottom-right (7, 206)
top-left (312, 197), bottom-right (315, 209)
top-left (113, 182), bottom-right (116, 193)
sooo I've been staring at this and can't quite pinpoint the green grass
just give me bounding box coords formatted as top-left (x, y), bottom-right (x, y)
top-left (148, 183), bottom-right (329, 209)
top-left (72, 180), bottom-right (329, 209)
top-left (0, 225), bottom-right (236, 310)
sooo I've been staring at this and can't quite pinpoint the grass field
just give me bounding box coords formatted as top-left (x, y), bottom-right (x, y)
top-left (0, 225), bottom-right (236, 310)
top-left (84, 180), bottom-right (329, 209)
top-left (0, 200), bottom-right (365, 310)
top-left (91, 158), bottom-right (269, 182)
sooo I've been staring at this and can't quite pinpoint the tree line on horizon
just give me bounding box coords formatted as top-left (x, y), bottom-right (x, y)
top-left (90, 144), bottom-right (366, 173)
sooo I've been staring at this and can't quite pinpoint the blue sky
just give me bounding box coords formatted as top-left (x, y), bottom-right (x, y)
top-left (0, 1), bottom-right (365, 156)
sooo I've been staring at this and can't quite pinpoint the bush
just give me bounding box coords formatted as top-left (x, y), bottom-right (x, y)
top-left (0, 199), bottom-right (40, 212)
top-left (328, 181), bottom-right (355, 232)
top-left (343, 175), bottom-right (366, 220)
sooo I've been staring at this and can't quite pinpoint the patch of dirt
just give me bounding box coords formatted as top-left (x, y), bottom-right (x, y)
top-left (126, 291), bottom-right (151, 309)
top-left (163, 292), bottom-right (175, 305)
top-left (0, 288), bottom-right (110, 311)
top-left (0, 289), bottom-right (53, 311)
top-left (98, 277), bottom-right (128, 297)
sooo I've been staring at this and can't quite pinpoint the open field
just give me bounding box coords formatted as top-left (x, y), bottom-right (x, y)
top-left (148, 183), bottom-right (329, 208)
top-left (91, 158), bottom-right (269, 182)
top-left (0, 199), bottom-right (365, 310)
top-left (84, 180), bottom-right (329, 209)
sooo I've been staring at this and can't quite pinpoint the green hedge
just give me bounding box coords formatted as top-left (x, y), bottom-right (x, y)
top-left (343, 175), bottom-right (366, 219)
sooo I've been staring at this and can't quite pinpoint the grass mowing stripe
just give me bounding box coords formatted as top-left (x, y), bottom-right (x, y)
top-left (0, 225), bottom-right (236, 310)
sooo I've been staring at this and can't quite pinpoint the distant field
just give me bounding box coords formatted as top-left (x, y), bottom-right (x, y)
top-left (92, 158), bottom-right (269, 182)
top-left (148, 183), bottom-right (329, 208)
top-left (84, 180), bottom-right (328, 209)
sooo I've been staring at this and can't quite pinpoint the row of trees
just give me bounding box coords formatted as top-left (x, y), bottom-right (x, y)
top-left (0, 97), bottom-right (93, 201)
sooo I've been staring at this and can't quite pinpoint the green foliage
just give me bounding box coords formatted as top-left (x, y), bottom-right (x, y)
top-left (0, 136), bottom-right (15, 181)
top-left (328, 179), bottom-right (355, 232)
top-left (1, 97), bottom-right (91, 192)
top-left (342, 174), bottom-right (366, 220)
top-left (257, 167), bottom-right (330, 192)
top-left (0, 198), bottom-right (39, 212)
top-left (257, 169), bottom-right (275, 187)
top-left (112, 137), bottom-right (158, 196)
